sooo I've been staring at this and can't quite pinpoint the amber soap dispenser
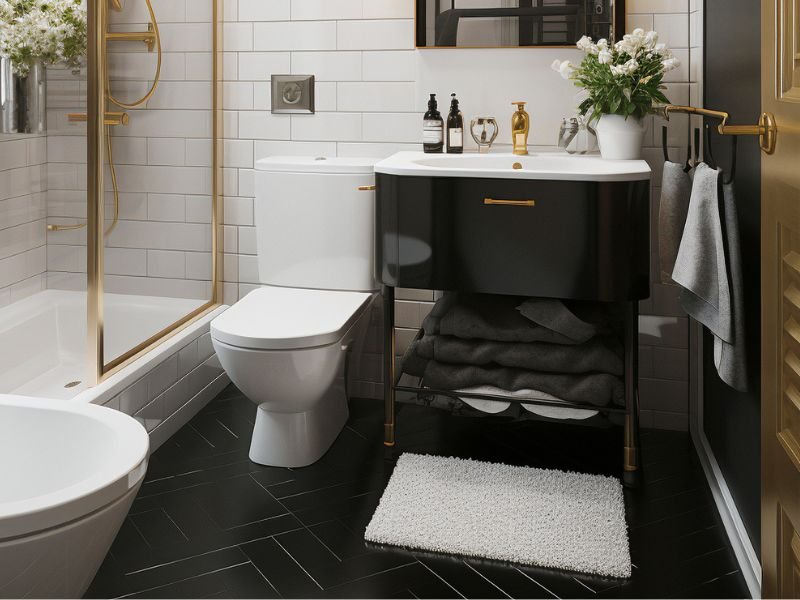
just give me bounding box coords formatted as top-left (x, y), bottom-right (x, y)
top-left (511, 101), bottom-right (530, 155)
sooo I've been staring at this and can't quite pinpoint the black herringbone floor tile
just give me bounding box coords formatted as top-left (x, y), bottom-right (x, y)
top-left (89, 384), bottom-right (750, 599)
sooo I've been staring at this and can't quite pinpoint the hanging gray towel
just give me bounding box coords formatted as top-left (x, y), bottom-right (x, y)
top-left (672, 163), bottom-right (748, 392)
top-left (658, 161), bottom-right (693, 283)
top-left (716, 180), bottom-right (748, 391)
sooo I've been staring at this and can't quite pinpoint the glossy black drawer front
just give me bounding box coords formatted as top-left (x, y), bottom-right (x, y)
top-left (375, 173), bottom-right (650, 301)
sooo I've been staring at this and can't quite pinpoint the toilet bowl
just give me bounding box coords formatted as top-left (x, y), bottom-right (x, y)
top-left (211, 286), bottom-right (374, 467)
top-left (211, 156), bottom-right (379, 467)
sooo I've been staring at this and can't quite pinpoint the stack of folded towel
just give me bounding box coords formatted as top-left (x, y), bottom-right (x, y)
top-left (401, 293), bottom-right (625, 421)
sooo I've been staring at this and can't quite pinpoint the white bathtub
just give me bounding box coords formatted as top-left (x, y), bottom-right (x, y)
top-left (0, 395), bottom-right (149, 598)
top-left (0, 289), bottom-right (208, 400)
top-left (0, 289), bottom-right (229, 449)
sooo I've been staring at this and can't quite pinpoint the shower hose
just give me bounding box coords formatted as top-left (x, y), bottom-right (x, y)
top-left (48, 0), bottom-right (162, 236)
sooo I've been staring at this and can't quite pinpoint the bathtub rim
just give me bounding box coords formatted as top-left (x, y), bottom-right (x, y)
top-left (74, 303), bottom-right (229, 407)
top-left (0, 395), bottom-right (149, 541)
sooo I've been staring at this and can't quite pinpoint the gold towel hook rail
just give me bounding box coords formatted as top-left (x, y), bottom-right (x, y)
top-left (657, 104), bottom-right (778, 155)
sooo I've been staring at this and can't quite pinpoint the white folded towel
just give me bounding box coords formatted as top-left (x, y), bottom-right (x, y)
top-left (457, 386), bottom-right (598, 420)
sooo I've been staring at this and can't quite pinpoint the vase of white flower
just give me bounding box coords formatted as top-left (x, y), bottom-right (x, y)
top-left (0, 0), bottom-right (87, 134)
top-left (594, 113), bottom-right (646, 160)
top-left (1, 58), bottom-right (47, 134)
top-left (553, 29), bottom-right (679, 160)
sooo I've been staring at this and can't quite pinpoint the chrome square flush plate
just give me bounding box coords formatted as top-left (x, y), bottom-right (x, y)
top-left (271, 74), bottom-right (315, 114)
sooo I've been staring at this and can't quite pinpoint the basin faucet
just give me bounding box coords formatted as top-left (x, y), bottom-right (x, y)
top-left (511, 101), bottom-right (530, 155)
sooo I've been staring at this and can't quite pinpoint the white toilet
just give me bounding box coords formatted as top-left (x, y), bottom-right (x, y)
top-left (211, 156), bottom-right (379, 468)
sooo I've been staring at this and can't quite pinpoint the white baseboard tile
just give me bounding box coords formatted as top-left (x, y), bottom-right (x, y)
top-left (149, 372), bottom-right (231, 453)
top-left (692, 429), bottom-right (761, 599)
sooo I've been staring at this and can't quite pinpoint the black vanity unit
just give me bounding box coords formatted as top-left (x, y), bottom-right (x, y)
top-left (374, 155), bottom-right (650, 485)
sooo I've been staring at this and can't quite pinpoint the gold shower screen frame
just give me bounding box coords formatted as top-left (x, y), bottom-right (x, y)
top-left (86, 0), bottom-right (224, 384)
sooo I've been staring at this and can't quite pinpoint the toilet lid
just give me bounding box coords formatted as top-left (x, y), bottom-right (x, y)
top-left (211, 287), bottom-right (373, 350)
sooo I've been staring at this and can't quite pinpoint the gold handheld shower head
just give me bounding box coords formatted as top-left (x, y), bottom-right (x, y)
top-left (109, 0), bottom-right (123, 11)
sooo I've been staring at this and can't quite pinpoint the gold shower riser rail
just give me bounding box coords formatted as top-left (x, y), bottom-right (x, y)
top-left (657, 104), bottom-right (778, 155)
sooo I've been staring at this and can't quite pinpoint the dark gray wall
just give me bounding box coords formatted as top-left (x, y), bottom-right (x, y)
top-left (702, 0), bottom-right (761, 556)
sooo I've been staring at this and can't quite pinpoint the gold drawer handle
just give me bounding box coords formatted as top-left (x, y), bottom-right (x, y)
top-left (357, 185), bottom-right (377, 191)
top-left (484, 198), bottom-right (536, 207)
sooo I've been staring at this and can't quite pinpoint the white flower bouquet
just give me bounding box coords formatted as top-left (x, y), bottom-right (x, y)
top-left (0, 0), bottom-right (87, 76)
top-left (552, 29), bottom-right (679, 122)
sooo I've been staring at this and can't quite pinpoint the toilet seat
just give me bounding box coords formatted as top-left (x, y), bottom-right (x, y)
top-left (211, 286), bottom-right (373, 351)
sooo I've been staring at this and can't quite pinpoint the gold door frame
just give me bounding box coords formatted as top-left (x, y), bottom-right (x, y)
top-left (87, 0), bottom-right (224, 384)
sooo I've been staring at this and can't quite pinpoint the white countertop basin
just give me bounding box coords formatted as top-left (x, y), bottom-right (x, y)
top-left (374, 151), bottom-right (651, 182)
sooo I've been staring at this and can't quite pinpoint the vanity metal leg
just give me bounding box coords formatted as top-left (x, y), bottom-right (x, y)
top-left (623, 301), bottom-right (641, 488)
top-left (383, 285), bottom-right (396, 447)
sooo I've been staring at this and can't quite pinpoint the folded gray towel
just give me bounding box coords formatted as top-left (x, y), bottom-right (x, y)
top-left (413, 361), bottom-right (624, 407)
top-left (658, 161), bottom-right (693, 283)
top-left (423, 293), bottom-right (577, 344)
top-left (672, 163), bottom-right (748, 392)
top-left (516, 298), bottom-right (611, 343)
top-left (413, 335), bottom-right (624, 376)
top-left (423, 293), bottom-right (611, 344)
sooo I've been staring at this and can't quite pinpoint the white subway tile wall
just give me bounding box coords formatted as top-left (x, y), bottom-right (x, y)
top-left (0, 0), bottom-right (693, 429)
top-left (0, 134), bottom-right (47, 306)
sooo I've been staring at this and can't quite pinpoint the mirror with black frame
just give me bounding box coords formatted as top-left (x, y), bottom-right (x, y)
top-left (416, 0), bottom-right (623, 48)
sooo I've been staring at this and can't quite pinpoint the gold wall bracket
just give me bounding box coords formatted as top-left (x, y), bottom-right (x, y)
top-left (658, 104), bottom-right (778, 155)
top-left (68, 111), bottom-right (130, 126)
top-left (107, 23), bottom-right (157, 51)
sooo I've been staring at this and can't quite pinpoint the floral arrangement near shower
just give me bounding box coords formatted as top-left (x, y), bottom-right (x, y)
top-left (552, 28), bottom-right (680, 159)
top-left (0, 0), bottom-right (87, 75)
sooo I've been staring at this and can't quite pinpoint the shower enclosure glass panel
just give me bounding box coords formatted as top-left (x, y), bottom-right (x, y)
top-left (87, 0), bottom-right (221, 379)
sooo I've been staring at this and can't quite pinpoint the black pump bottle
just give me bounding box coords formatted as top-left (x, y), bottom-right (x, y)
top-left (446, 93), bottom-right (464, 154)
top-left (423, 94), bottom-right (444, 153)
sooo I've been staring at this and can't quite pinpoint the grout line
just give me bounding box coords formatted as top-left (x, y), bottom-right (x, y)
top-left (117, 561), bottom-right (251, 598)
top-left (245, 559), bottom-right (282, 597)
top-left (305, 523), bottom-right (345, 563)
top-left (161, 507), bottom-right (190, 542)
top-left (124, 524), bottom-right (307, 576)
top-left (514, 567), bottom-right (559, 599)
top-left (273, 537), bottom-right (325, 590)
top-left (417, 560), bottom-right (466, 599)
top-left (572, 576), bottom-right (596, 594)
top-left (215, 418), bottom-right (239, 439)
top-left (462, 561), bottom-right (512, 599)
top-left (188, 423), bottom-right (217, 448)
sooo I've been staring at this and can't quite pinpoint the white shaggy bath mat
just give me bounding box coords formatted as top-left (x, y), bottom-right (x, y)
top-left (365, 453), bottom-right (631, 578)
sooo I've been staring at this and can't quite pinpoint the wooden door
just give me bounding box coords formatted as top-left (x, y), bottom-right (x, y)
top-left (762, 0), bottom-right (800, 596)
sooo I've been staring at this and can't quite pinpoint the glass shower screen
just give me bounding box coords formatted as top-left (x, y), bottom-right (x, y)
top-left (86, 0), bottom-right (222, 379)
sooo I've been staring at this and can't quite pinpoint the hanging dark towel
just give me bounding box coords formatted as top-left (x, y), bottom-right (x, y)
top-left (672, 163), bottom-right (748, 392)
top-left (658, 161), bottom-right (693, 283)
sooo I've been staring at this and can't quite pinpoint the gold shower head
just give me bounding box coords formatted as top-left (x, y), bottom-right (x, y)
top-left (109, 0), bottom-right (123, 11)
